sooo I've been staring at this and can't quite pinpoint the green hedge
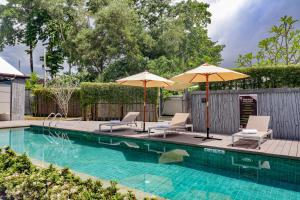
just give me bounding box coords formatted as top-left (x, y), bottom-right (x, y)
top-left (32, 83), bottom-right (158, 107)
top-left (207, 65), bottom-right (300, 90)
top-left (0, 147), bottom-right (154, 200)
top-left (80, 82), bottom-right (158, 106)
top-left (32, 87), bottom-right (81, 100)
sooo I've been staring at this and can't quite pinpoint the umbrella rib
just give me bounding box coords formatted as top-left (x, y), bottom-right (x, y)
top-left (190, 74), bottom-right (199, 83)
top-left (163, 81), bottom-right (172, 87)
top-left (197, 73), bottom-right (226, 82)
top-left (215, 73), bottom-right (226, 82)
top-left (118, 80), bottom-right (127, 84)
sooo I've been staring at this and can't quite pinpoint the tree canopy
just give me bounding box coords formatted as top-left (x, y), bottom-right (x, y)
top-left (236, 16), bottom-right (300, 67)
top-left (0, 0), bottom-right (224, 80)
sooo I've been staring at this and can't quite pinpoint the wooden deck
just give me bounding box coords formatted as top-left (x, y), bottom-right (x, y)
top-left (1, 120), bottom-right (300, 160)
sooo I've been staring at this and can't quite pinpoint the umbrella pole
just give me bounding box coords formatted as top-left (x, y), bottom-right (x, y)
top-left (202, 74), bottom-right (221, 141)
top-left (143, 81), bottom-right (147, 132)
top-left (205, 74), bottom-right (210, 139)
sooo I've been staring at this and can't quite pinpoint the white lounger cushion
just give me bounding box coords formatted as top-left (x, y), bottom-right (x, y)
top-left (152, 124), bottom-right (170, 129)
top-left (110, 120), bottom-right (121, 124)
top-left (241, 129), bottom-right (258, 134)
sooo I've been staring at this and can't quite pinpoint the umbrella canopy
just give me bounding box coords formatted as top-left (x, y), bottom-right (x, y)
top-left (172, 63), bottom-right (248, 83)
top-left (117, 71), bottom-right (173, 87)
top-left (116, 71), bottom-right (173, 132)
top-left (164, 82), bottom-right (192, 91)
top-left (171, 63), bottom-right (249, 140)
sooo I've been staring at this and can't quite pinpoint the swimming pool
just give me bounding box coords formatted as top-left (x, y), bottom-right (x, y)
top-left (0, 126), bottom-right (299, 200)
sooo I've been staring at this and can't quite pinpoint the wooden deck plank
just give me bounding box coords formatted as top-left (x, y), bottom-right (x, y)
top-left (297, 142), bottom-right (300, 157)
top-left (266, 140), bottom-right (280, 154)
top-left (264, 140), bottom-right (278, 152)
top-left (260, 139), bottom-right (274, 152)
top-left (280, 140), bottom-right (292, 156)
top-left (273, 140), bottom-right (287, 155)
top-left (289, 141), bottom-right (298, 157)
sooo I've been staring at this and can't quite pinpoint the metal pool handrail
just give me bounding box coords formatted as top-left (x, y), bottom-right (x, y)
top-left (49, 113), bottom-right (62, 127)
top-left (43, 113), bottom-right (56, 127)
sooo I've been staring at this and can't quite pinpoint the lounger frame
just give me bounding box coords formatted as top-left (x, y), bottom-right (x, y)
top-left (232, 129), bottom-right (273, 149)
top-left (99, 112), bottom-right (139, 132)
top-left (148, 113), bottom-right (191, 138)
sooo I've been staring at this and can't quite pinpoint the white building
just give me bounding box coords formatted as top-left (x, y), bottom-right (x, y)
top-left (0, 57), bottom-right (27, 120)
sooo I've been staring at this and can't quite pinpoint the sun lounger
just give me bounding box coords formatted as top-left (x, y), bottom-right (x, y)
top-left (232, 116), bottom-right (273, 149)
top-left (99, 112), bottom-right (139, 132)
top-left (148, 113), bottom-right (190, 138)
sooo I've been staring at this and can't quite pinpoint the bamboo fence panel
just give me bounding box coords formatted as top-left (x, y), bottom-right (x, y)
top-left (190, 88), bottom-right (300, 140)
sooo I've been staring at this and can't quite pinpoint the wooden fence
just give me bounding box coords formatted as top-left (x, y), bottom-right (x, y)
top-left (33, 95), bottom-right (82, 117)
top-left (33, 94), bottom-right (158, 121)
top-left (189, 88), bottom-right (300, 140)
top-left (89, 103), bottom-right (157, 121)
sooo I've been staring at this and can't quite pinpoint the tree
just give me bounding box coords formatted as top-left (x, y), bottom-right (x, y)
top-left (45, 45), bottom-right (64, 78)
top-left (0, 0), bottom-right (87, 74)
top-left (235, 53), bottom-right (253, 68)
top-left (25, 72), bottom-right (41, 90)
top-left (133, 0), bottom-right (171, 39)
top-left (0, 0), bottom-right (224, 79)
top-left (0, 0), bottom-right (48, 73)
top-left (82, 0), bottom-right (224, 82)
top-left (236, 15), bottom-right (300, 67)
top-left (157, 0), bottom-right (223, 69)
top-left (40, 0), bottom-right (87, 74)
top-left (76, 0), bottom-right (145, 76)
top-left (48, 75), bottom-right (79, 118)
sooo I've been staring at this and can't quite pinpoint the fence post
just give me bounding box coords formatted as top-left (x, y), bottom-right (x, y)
top-left (82, 106), bottom-right (87, 121)
top-left (95, 103), bottom-right (99, 121)
top-left (158, 88), bottom-right (163, 117)
top-left (120, 105), bottom-right (124, 120)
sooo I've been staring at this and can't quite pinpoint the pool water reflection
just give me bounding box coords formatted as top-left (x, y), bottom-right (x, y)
top-left (0, 126), bottom-right (299, 200)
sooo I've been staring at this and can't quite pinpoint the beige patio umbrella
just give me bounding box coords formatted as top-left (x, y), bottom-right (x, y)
top-left (172, 63), bottom-right (249, 140)
top-left (164, 82), bottom-right (192, 91)
top-left (116, 71), bottom-right (174, 132)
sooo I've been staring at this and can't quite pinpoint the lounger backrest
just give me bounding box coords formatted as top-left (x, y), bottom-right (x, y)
top-left (170, 113), bottom-right (190, 127)
top-left (246, 116), bottom-right (270, 132)
top-left (122, 112), bottom-right (140, 123)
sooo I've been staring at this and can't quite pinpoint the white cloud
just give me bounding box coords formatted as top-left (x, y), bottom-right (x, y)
top-left (0, 0), bottom-right (7, 5)
top-left (207, 0), bottom-right (255, 41)
top-left (206, 0), bottom-right (260, 67)
top-left (206, 0), bottom-right (300, 67)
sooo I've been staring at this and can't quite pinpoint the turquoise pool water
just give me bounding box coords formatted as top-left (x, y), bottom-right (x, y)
top-left (0, 126), bottom-right (299, 200)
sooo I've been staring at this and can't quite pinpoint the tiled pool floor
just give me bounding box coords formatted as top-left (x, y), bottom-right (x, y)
top-left (0, 126), bottom-right (300, 200)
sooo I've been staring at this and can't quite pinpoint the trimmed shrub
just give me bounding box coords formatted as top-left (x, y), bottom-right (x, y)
top-left (207, 65), bottom-right (300, 90)
top-left (80, 82), bottom-right (158, 106)
top-left (32, 88), bottom-right (81, 100)
top-left (0, 147), bottom-right (154, 200)
top-left (32, 83), bottom-right (158, 106)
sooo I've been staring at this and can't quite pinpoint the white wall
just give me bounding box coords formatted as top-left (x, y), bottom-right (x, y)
top-left (162, 96), bottom-right (184, 115)
top-left (0, 82), bottom-right (11, 114)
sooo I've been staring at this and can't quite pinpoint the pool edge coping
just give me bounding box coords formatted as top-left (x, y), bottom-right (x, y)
top-left (31, 125), bottom-right (300, 161)
top-left (2, 124), bottom-right (300, 162)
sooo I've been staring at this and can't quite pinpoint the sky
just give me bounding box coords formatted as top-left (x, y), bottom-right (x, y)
top-left (1, 0), bottom-right (300, 75)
